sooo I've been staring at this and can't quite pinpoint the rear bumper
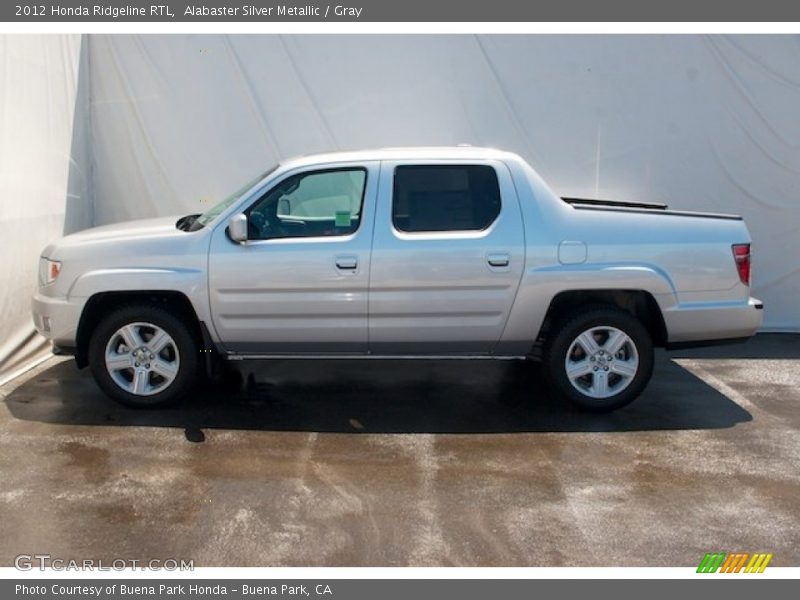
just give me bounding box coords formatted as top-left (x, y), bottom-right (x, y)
top-left (664, 297), bottom-right (763, 349)
top-left (31, 291), bottom-right (85, 348)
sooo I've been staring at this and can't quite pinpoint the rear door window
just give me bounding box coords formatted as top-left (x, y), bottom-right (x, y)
top-left (392, 165), bottom-right (501, 233)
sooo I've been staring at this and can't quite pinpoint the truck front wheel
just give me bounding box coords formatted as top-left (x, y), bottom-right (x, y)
top-left (88, 304), bottom-right (199, 407)
top-left (543, 306), bottom-right (654, 412)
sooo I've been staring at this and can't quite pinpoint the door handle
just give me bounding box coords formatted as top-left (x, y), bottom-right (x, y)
top-left (487, 253), bottom-right (510, 268)
top-left (335, 256), bottom-right (358, 270)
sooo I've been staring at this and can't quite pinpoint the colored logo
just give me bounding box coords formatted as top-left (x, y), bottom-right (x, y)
top-left (697, 552), bottom-right (773, 573)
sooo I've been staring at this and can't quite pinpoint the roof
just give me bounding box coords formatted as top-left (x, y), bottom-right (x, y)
top-left (278, 146), bottom-right (522, 169)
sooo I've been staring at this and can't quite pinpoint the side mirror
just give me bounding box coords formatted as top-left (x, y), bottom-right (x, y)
top-left (228, 213), bottom-right (248, 243)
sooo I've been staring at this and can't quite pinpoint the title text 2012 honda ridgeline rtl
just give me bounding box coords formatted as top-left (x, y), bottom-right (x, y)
top-left (33, 148), bottom-right (762, 411)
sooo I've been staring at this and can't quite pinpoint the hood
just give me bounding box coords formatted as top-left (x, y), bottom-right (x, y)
top-left (47, 216), bottom-right (188, 253)
top-left (41, 215), bottom-right (198, 260)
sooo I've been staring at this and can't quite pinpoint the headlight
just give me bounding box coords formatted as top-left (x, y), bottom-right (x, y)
top-left (39, 258), bottom-right (61, 285)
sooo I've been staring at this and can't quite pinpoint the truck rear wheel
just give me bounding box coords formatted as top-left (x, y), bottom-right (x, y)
top-left (543, 306), bottom-right (654, 412)
top-left (88, 304), bottom-right (199, 407)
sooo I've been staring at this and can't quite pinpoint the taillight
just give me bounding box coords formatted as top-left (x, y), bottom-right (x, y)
top-left (732, 244), bottom-right (751, 286)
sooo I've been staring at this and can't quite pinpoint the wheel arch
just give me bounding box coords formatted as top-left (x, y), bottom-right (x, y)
top-left (75, 290), bottom-right (209, 369)
top-left (536, 289), bottom-right (668, 353)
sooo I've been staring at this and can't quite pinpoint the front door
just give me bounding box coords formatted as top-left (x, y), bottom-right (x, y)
top-left (208, 162), bottom-right (378, 354)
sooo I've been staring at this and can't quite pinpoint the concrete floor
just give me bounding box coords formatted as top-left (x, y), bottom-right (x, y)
top-left (1, 333), bottom-right (798, 567)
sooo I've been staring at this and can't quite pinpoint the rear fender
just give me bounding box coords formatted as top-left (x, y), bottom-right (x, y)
top-left (496, 262), bottom-right (677, 354)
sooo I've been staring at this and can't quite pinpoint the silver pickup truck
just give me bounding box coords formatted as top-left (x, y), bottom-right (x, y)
top-left (32, 147), bottom-right (763, 411)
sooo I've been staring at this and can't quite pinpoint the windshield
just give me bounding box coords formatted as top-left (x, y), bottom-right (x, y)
top-left (189, 165), bottom-right (278, 230)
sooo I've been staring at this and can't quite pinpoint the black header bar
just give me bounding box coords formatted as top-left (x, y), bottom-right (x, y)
top-left (4, 0), bottom-right (800, 22)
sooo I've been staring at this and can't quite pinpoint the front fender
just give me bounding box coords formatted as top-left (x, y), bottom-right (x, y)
top-left (68, 267), bottom-right (210, 327)
top-left (69, 267), bottom-right (207, 300)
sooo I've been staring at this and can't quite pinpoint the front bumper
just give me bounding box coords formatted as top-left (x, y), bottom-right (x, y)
top-left (664, 296), bottom-right (763, 348)
top-left (31, 291), bottom-right (85, 348)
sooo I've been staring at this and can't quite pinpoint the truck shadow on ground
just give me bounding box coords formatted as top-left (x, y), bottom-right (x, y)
top-left (4, 350), bottom-right (751, 435)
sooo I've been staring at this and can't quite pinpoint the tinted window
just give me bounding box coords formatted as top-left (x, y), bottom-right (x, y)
top-left (392, 165), bottom-right (501, 233)
top-left (246, 168), bottom-right (366, 240)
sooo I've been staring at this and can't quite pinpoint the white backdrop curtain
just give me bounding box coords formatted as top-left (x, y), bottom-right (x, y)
top-left (0, 34), bottom-right (90, 383)
top-left (2, 34), bottom-right (798, 381)
top-left (87, 34), bottom-right (800, 332)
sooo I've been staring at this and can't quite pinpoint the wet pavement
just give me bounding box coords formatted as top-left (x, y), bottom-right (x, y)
top-left (1, 333), bottom-right (798, 566)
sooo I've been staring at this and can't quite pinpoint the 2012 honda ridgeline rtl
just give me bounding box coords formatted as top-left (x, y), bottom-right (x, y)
top-left (32, 147), bottom-right (763, 411)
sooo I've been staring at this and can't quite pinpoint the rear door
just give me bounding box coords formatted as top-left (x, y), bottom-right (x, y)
top-left (368, 160), bottom-right (525, 354)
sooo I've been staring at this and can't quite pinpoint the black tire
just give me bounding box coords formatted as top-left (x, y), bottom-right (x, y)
top-left (543, 305), bottom-right (654, 412)
top-left (88, 304), bottom-right (200, 408)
